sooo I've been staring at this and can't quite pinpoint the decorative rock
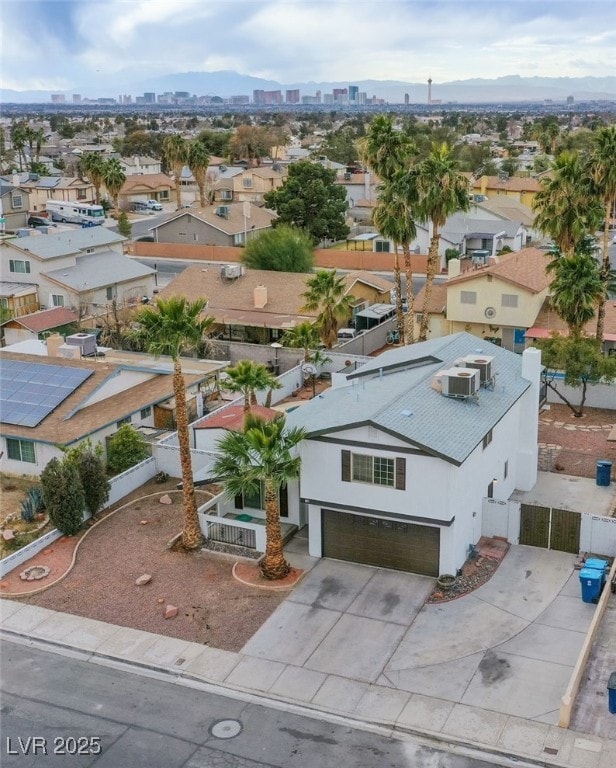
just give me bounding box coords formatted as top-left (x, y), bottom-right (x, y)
top-left (140, 520), bottom-right (148, 525)
top-left (159, 495), bottom-right (172, 505)
top-left (19, 565), bottom-right (51, 581)
top-left (157, 598), bottom-right (165, 604)
top-left (2, 529), bottom-right (15, 541)
top-left (43, 548), bottom-right (53, 555)
top-left (135, 574), bottom-right (152, 586)
top-left (164, 604), bottom-right (178, 619)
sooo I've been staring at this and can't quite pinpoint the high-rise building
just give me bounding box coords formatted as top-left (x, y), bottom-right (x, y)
top-left (72, 94), bottom-right (81, 103)
top-left (566, 95), bottom-right (574, 105)
top-left (285, 89), bottom-right (300, 104)
top-left (428, 78), bottom-right (432, 105)
top-left (315, 90), bottom-right (321, 103)
top-left (143, 92), bottom-right (156, 104)
top-left (51, 94), bottom-right (65, 103)
top-left (333, 87), bottom-right (348, 103)
top-left (404, 93), bottom-right (409, 105)
top-left (230, 95), bottom-right (250, 105)
top-left (348, 85), bottom-right (359, 103)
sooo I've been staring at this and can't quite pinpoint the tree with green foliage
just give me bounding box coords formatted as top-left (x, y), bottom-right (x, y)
top-left (301, 269), bottom-right (355, 348)
top-left (415, 142), bottom-right (470, 341)
top-left (102, 158), bottom-right (126, 216)
top-left (79, 152), bottom-right (106, 204)
top-left (319, 127), bottom-right (359, 165)
top-left (212, 413), bottom-right (306, 580)
top-left (282, 321), bottom-right (322, 362)
top-left (107, 424), bottom-right (149, 475)
top-left (163, 133), bottom-right (188, 209)
top-left (535, 336), bottom-right (616, 417)
top-left (117, 211), bottom-right (132, 238)
top-left (546, 245), bottom-right (603, 337)
top-left (130, 297), bottom-right (215, 550)
top-left (41, 458), bottom-right (86, 536)
top-left (229, 125), bottom-right (273, 166)
top-left (242, 225), bottom-right (314, 272)
top-left (264, 161), bottom-right (349, 245)
top-left (195, 129), bottom-right (232, 157)
top-left (64, 442), bottom-right (110, 518)
top-left (223, 360), bottom-right (281, 415)
top-left (187, 139), bottom-right (211, 207)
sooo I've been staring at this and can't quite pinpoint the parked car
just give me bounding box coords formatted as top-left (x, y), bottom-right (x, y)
top-left (28, 216), bottom-right (57, 228)
top-left (131, 201), bottom-right (149, 212)
top-left (146, 200), bottom-right (163, 211)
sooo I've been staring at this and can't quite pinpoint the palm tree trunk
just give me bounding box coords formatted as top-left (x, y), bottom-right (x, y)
top-left (419, 227), bottom-right (440, 341)
top-left (260, 479), bottom-right (290, 580)
top-left (173, 359), bottom-right (202, 550)
top-left (596, 200), bottom-right (612, 344)
top-left (393, 246), bottom-right (404, 342)
top-left (402, 244), bottom-right (415, 345)
top-left (174, 165), bottom-right (183, 209)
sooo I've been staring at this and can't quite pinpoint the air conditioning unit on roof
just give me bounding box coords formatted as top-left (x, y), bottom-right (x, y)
top-left (220, 264), bottom-right (242, 280)
top-left (441, 367), bottom-right (480, 399)
top-left (455, 355), bottom-right (494, 386)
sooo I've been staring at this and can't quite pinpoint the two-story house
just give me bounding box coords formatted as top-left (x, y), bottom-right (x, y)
top-left (286, 333), bottom-right (541, 577)
top-left (213, 167), bottom-right (288, 206)
top-left (119, 156), bottom-right (162, 176)
top-left (3, 174), bottom-right (97, 213)
top-left (0, 180), bottom-right (30, 231)
top-left (0, 228), bottom-right (155, 318)
top-left (116, 173), bottom-right (176, 210)
top-left (470, 175), bottom-right (542, 208)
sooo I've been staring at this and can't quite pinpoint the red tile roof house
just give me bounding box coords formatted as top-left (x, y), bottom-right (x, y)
top-left (1, 307), bottom-right (79, 345)
top-left (192, 404), bottom-right (301, 551)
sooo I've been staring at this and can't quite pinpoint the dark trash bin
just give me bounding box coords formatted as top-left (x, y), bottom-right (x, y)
top-left (579, 567), bottom-right (603, 603)
top-left (608, 672), bottom-right (616, 715)
top-left (596, 460), bottom-right (613, 487)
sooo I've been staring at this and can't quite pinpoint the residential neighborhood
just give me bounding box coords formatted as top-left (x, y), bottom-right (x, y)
top-left (1, 96), bottom-right (616, 768)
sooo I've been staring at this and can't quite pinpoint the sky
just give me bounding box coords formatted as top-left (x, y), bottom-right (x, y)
top-left (1, 0), bottom-right (615, 93)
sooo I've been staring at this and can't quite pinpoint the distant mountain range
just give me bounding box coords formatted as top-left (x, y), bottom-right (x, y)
top-left (2, 72), bottom-right (616, 104)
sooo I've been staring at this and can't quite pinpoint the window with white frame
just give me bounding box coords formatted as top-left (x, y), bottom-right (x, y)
top-left (347, 452), bottom-right (396, 487)
top-left (51, 294), bottom-right (64, 307)
top-left (9, 259), bottom-right (30, 274)
top-left (375, 240), bottom-right (390, 253)
top-left (501, 294), bottom-right (518, 308)
top-left (221, 190), bottom-right (232, 200)
top-left (460, 290), bottom-right (477, 304)
top-left (106, 287), bottom-right (114, 300)
top-left (6, 438), bottom-right (36, 463)
top-left (116, 416), bottom-right (131, 428)
top-left (140, 406), bottom-right (152, 419)
top-left (11, 193), bottom-right (23, 209)
top-left (242, 178), bottom-right (253, 188)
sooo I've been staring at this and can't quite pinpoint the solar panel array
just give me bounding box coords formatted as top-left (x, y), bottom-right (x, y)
top-left (0, 359), bottom-right (94, 427)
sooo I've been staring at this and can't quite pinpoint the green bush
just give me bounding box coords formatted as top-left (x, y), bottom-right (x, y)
top-left (41, 458), bottom-right (86, 536)
top-left (242, 225), bottom-right (314, 272)
top-left (20, 486), bottom-right (45, 523)
top-left (107, 424), bottom-right (149, 474)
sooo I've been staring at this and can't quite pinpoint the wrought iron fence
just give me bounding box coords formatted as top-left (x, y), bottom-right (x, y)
top-left (206, 521), bottom-right (256, 549)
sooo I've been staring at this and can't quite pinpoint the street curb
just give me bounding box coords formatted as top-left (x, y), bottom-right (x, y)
top-left (0, 628), bottom-right (570, 768)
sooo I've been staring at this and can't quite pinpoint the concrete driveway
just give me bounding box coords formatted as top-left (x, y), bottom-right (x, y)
top-left (242, 546), bottom-right (596, 724)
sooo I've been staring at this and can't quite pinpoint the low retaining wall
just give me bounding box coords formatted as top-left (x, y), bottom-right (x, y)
top-left (0, 528), bottom-right (63, 579)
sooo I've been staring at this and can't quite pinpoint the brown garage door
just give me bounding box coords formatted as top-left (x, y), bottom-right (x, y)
top-left (322, 509), bottom-right (440, 576)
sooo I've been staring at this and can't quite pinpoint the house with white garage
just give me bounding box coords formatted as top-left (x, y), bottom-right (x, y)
top-left (286, 333), bottom-right (541, 577)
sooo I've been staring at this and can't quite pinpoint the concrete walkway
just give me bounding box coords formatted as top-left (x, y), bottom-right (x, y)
top-left (2, 542), bottom-right (615, 766)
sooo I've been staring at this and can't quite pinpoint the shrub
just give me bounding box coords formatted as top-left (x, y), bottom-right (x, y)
top-left (117, 211), bottom-right (132, 238)
top-left (20, 486), bottom-right (45, 523)
top-left (41, 458), bottom-right (86, 536)
top-left (107, 424), bottom-right (149, 474)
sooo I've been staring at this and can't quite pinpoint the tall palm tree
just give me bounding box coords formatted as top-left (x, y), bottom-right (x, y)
top-left (589, 126), bottom-right (616, 342)
top-left (101, 158), bottom-right (126, 215)
top-left (212, 413), bottom-right (306, 580)
top-left (372, 168), bottom-right (418, 344)
top-left (10, 122), bottom-right (27, 171)
top-left (163, 133), bottom-right (188, 209)
top-left (223, 360), bottom-right (281, 414)
top-left (546, 246), bottom-right (603, 337)
top-left (282, 321), bottom-right (321, 362)
top-left (187, 139), bottom-right (211, 208)
top-left (533, 151), bottom-right (602, 259)
top-left (301, 270), bottom-right (355, 348)
top-left (362, 117), bottom-right (417, 343)
top-left (130, 297), bottom-right (215, 551)
top-left (80, 152), bottom-right (105, 204)
top-left (415, 142), bottom-right (470, 341)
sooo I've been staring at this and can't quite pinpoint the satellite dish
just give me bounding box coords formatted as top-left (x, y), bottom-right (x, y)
top-left (301, 363), bottom-right (317, 376)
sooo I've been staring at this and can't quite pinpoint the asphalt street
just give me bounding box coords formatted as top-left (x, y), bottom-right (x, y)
top-left (0, 639), bottom-right (530, 768)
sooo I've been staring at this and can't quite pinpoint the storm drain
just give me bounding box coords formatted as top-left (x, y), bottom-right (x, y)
top-left (209, 719), bottom-right (243, 739)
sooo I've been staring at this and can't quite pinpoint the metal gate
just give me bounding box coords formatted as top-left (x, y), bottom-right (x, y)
top-left (519, 504), bottom-right (580, 554)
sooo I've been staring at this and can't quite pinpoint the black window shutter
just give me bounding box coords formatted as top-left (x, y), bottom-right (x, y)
top-left (341, 450), bottom-right (351, 482)
top-left (395, 457), bottom-right (406, 490)
top-left (234, 494), bottom-right (244, 509)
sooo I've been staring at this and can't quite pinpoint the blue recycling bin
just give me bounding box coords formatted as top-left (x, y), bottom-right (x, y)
top-left (608, 672), bottom-right (616, 715)
top-left (596, 460), bottom-right (612, 487)
top-left (585, 558), bottom-right (609, 586)
top-left (579, 567), bottom-right (603, 603)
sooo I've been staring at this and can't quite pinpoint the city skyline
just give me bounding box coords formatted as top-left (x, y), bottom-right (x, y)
top-left (1, 1), bottom-right (614, 94)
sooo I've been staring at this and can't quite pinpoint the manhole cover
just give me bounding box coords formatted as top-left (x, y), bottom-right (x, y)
top-left (209, 719), bottom-right (242, 739)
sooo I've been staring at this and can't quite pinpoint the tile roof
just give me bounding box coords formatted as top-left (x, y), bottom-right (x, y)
top-left (287, 332), bottom-right (531, 465)
top-left (194, 405), bottom-right (278, 431)
top-left (476, 198), bottom-right (535, 227)
top-left (43, 252), bottom-right (154, 292)
top-left (4, 227), bottom-right (125, 260)
top-left (4, 307), bottom-right (78, 332)
top-left (471, 175), bottom-right (541, 193)
top-left (528, 298), bottom-right (616, 341)
top-left (441, 213), bottom-right (523, 240)
top-left (447, 247), bottom-right (552, 294)
top-left (0, 351), bottom-right (209, 446)
top-left (121, 173), bottom-right (176, 193)
top-left (413, 282), bottom-right (448, 315)
top-left (153, 205), bottom-right (276, 236)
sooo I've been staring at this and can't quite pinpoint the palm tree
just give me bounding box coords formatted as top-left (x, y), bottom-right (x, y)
top-left (80, 152), bottom-right (105, 204)
top-left (546, 245), bottom-right (603, 337)
top-left (10, 122), bottom-right (27, 171)
top-left (163, 134), bottom-right (188, 209)
top-left (212, 413), bottom-right (306, 580)
top-left (589, 126), bottom-right (616, 342)
top-left (130, 297), bottom-right (215, 550)
top-left (282, 321), bottom-right (321, 362)
top-left (187, 139), bottom-right (211, 208)
top-left (301, 270), bottom-right (355, 348)
top-left (223, 360), bottom-right (281, 414)
top-left (101, 158), bottom-right (126, 216)
top-left (415, 142), bottom-right (470, 341)
top-left (533, 151), bottom-right (602, 259)
top-left (372, 169), bottom-right (418, 344)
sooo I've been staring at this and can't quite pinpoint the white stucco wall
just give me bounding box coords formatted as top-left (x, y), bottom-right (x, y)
top-left (0, 438), bottom-right (63, 476)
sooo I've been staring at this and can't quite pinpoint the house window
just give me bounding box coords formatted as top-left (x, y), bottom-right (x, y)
top-left (460, 291), bottom-right (477, 304)
top-left (501, 294), bottom-right (518, 308)
top-left (160, 192), bottom-right (169, 200)
top-left (0, 298), bottom-right (8, 309)
top-left (242, 178), bottom-right (253, 188)
top-left (106, 287), bottom-right (114, 300)
top-left (140, 406), bottom-right (152, 419)
top-left (487, 480), bottom-right (495, 499)
top-left (77, 190), bottom-right (87, 200)
top-left (116, 416), bottom-right (131, 428)
top-left (6, 438), bottom-right (36, 463)
top-left (341, 450), bottom-right (405, 489)
top-left (51, 294), bottom-right (65, 307)
top-left (9, 259), bottom-right (30, 274)
top-left (504, 460), bottom-right (508, 480)
top-left (221, 190), bottom-right (232, 201)
top-left (233, 233), bottom-right (245, 246)
top-left (11, 193), bottom-right (23, 209)
top-left (375, 240), bottom-right (390, 253)
top-left (234, 483), bottom-right (288, 517)
top-left (483, 429), bottom-right (493, 449)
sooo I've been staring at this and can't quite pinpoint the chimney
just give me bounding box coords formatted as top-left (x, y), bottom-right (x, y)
top-left (448, 258), bottom-right (461, 279)
top-left (45, 333), bottom-right (64, 357)
top-left (12, 173), bottom-right (20, 187)
top-left (254, 284), bottom-right (268, 309)
top-left (480, 175), bottom-right (488, 196)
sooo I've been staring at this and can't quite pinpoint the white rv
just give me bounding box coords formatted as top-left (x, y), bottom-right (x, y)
top-left (45, 200), bottom-right (105, 225)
